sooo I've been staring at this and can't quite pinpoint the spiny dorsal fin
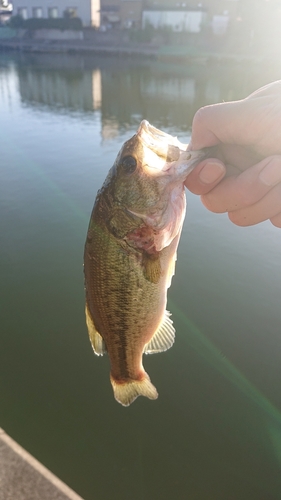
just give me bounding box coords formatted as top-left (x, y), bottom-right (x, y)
top-left (85, 303), bottom-right (107, 356)
top-left (144, 310), bottom-right (175, 354)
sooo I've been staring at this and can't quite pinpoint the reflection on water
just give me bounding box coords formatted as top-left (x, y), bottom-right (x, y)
top-left (11, 52), bottom-right (279, 132)
top-left (19, 69), bottom-right (97, 111)
top-left (1, 52), bottom-right (281, 500)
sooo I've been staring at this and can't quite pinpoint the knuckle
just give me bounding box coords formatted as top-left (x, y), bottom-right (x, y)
top-left (192, 105), bottom-right (212, 128)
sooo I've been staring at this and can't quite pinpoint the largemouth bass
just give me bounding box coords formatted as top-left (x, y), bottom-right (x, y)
top-left (84, 120), bottom-right (205, 406)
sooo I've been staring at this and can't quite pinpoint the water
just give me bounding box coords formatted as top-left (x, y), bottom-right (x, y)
top-left (1, 51), bottom-right (281, 499)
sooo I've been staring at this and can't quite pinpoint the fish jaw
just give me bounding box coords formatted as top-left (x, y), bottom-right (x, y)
top-left (137, 120), bottom-right (207, 179)
top-left (137, 120), bottom-right (188, 156)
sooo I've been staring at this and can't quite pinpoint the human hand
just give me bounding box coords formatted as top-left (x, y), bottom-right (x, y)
top-left (185, 81), bottom-right (281, 228)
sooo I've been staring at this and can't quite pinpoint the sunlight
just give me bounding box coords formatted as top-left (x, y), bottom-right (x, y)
top-left (173, 302), bottom-right (281, 427)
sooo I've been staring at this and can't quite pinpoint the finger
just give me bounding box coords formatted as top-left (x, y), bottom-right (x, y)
top-left (201, 156), bottom-right (281, 214)
top-left (248, 80), bottom-right (281, 98)
top-left (218, 144), bottom-right (262, 171)
top-left (190, 100), bottom-right (262, 151)
top-left (228, 182), bottom-right (281, 226)
top-left (184, 158), bottom-right (226, 195)
top-left (270, 212), bottom-right (281, 228)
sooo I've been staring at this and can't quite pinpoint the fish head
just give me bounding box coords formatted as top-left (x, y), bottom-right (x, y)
top-left (110, 120), bottom-right (205, 221)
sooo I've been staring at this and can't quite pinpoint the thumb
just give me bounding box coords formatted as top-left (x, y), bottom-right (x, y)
top-left (184, 158), bottom-right (226, 195)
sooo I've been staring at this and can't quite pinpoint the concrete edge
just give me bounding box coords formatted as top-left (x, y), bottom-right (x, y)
top-left (0, 428), bottom-right (84, 500)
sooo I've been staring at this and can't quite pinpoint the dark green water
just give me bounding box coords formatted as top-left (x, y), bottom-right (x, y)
top-left (1, 51), bottom-right (281, 499)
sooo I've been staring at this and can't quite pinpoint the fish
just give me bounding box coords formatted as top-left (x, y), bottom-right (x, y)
top-left (84, 120), bottom-right (205, 406)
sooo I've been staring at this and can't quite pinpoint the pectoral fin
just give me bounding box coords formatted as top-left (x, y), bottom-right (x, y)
top-left (85, 303), bottom-right (107, 356)
top-left (142, 253), bottom-right (161, 284)
top-left (144, 310), bottom-right (175, 354)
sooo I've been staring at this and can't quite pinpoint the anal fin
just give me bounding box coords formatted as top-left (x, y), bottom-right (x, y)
top-left (144, 310), bottom-right (175, 354)
top-left (85, 303), bottom-right (107, 356)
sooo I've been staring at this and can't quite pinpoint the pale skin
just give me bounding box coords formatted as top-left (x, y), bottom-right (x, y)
top-left (185, 80), bottom-right (281, 228)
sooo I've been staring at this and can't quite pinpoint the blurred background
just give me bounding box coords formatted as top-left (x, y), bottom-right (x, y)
top-left (2, 0), bottom-right (281, 62)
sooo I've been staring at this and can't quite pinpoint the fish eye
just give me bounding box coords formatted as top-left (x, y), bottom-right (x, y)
top-left (120, 155), bottom-right (137, 174)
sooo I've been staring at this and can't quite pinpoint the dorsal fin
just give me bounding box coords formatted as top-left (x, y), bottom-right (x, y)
top-left (144, 310), bottom-right (175, 354)
top-left (85, 303), bottom-right (107, 356)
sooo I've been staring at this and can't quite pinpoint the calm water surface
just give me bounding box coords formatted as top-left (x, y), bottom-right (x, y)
top-left (2, 52), bottom-right (281, 499)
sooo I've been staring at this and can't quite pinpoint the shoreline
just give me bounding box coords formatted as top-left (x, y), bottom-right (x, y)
top-left (0, 37), bottom-right (267, 64)
top-left (0, 37), bottom-right (159, 59)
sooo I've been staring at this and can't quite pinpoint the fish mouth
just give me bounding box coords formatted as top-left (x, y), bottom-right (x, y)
top-left (137, 120), bottom-right (207, 174)
top-left (137, 120), bottom-right (186, 163)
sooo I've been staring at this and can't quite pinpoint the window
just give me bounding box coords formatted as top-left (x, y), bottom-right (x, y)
top-left (48, 7), bottom-right (58, 18)
top-left (32, 7), bottom-right (43, 18)
top-left (64, 7), bottom-right (77, 18)
top-left (18, 7), bottom-right (28, 19)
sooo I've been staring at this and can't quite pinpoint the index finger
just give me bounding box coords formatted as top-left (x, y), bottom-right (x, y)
top-left (201, 156), bottom-right (281, 213)
top-left (189, 99), bottom-right (263, 151)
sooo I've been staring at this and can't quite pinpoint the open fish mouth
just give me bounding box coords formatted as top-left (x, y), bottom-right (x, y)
top-left (137, 120), bottom-right (207, 174)
top-left (137, 120), bottom-right (187, 163)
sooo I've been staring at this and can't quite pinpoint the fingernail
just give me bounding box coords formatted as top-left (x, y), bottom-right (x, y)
top-left (259, 160), bottom-right (281, 186)
top-left (199, 161), bottom-right (225, 184)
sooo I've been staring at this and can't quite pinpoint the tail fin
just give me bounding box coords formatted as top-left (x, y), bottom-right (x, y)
top-left (110, 373), bottom-right (158, 407)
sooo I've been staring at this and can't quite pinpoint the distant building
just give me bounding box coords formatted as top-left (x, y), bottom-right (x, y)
top-left (99, 0), bottom-right (120, 28)
top-left (142, 0), bottom-right (239, 33)
top-left (11, 0), bottom-right (100, 27)
top-left (98, 0), bottom-right (241, 32)
top-left (120, 0), bottom-right (143, 28)
top-left (11, 0), bottom-right (240, 31)
top-left (100, 0), bottom-right (207, 30)
top-left (142, 7), bottom-right (206, 33)
top-left (100, 0), bottom-right (143, 28)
